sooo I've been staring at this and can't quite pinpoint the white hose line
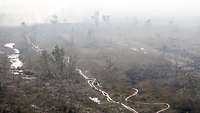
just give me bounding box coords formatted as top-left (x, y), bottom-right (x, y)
top-left (135, 102), bottom-right (170, 113)
top-left (125, 89), bottom-right (170, 113)
top-left (121, 103), bottom-right (138, 113)
top-left (76, 68), bottom-right (138, 113)
top-left (125, 88), bottom-right (139, 101)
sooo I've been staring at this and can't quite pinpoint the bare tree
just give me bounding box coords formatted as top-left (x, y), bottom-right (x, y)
top-left (0, 54), bottom-right (9, 91)
top-left (51, 45), bottom-right (66, 76)
top-left (39, 50), bottom-right (52, 79)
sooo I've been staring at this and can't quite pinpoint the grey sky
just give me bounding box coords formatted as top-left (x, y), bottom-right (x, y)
top-left (0, 0), bottom-right (199, 25)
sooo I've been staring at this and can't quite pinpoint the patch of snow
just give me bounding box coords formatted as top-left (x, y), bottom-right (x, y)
top-left (10, 58), bottom-right (23, 69)
top-left (131, 48), bottom-right (139, 52)
top-left (4, 43), bottom-right (15, 49)
top-left (140, 48), bottom-right (145, 51)
top-left (22, 76), bottom-right (36, 80)
top-left (4, 43), bottom-right (23, 74)
top-left (67, 56), bottom-right (70, 63)
top-left (18, 70), bottom-right (23, 73)
top-left (13, 49), bottom-right (20, 54)
top-left (12, 70), bottom-right (23, 75)
top-left (5, 43), bottom-right (23, 69)
top-left (31, 104), bottom-right (40, 109)
top-left (13, 72), bottom-right (20, 75)
top-left (89, 97), bottom-right (101, 104)
top-left (8, 54), bottom-right (19, 59)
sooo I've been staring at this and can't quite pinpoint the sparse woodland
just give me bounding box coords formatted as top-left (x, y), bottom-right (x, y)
top-left (0, 19), bottom-right (200, 113)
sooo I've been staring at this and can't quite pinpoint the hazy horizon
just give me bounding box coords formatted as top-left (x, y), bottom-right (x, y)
top-left (0, 0), bottom-right (200, 26)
